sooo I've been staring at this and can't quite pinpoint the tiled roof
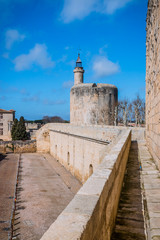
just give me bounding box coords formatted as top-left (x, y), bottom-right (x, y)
top-left (0, 109), bottom-right (15, 113)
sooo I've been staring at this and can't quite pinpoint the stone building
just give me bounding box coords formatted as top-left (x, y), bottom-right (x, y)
top-left (0, 109), bottom-right (15, 140)
top-left (146, 0), bottom-right (160, 169)
top-left (70, 54), bottom-right (118, 125)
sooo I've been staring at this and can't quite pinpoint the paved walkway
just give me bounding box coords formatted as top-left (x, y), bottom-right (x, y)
top-left (139, 141), bottom-right (160, 239)
top-left (12, 153), bottom-right (81, 240)
top-left (111, 141), bottom-right (146, 240)
top-left (0, 154), bottom-right (19, 240)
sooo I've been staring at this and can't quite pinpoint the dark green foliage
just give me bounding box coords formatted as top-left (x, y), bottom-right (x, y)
top-left (11, 118), bottom-right (18, 140)
top-left (11, 116), bottom-right (28, 140)
top-left (42, 116), bottom-right (66, 124)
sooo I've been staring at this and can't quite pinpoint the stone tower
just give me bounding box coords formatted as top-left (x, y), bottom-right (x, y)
top-left (70, 54), bottom-right (118, 126)
top-left (73, 53), bottom-right (85, 85)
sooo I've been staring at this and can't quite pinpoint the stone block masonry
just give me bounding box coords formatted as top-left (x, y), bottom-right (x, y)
top-left (70, 83), bottom-right (118, 126)
top-left (146, 0), bottom-right (160, 170)
top-left (0, 140), bottom-right (36, 153)
top-left (36, 123), bottom-right (122, 183)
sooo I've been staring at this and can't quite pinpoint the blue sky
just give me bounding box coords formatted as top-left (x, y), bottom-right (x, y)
top-left (0, 0), bottom-right (147, 120)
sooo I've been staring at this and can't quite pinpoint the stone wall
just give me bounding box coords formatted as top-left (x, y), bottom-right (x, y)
top-left (146, 0), bottom-right (160, 169)
top-left (40, 129), bottom-right (131, 240)
top-left (0, 112), bottom-right (14, 141)
top-left (70, 83), bottom-right (118, 126)
top-left (0, 140), bottom-right (36, 153)
top-left (36, 123), bottom-right (121, 183)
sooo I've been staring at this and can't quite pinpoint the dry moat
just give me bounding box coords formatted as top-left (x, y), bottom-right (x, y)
top-left (0, 153), bottom-right (81, 240)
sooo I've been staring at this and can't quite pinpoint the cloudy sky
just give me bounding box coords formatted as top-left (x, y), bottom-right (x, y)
top-left (0, 0), bottom-right (147, 120)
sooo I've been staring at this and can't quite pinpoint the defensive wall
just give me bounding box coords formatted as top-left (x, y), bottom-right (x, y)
top-left (0, 140), bottom-right (36, 153)
top-left (37, 124), bottom-right (144, 183)
top-left (37, 123), bottom-right (124, 182)
top-left (36, 124), bottom-right (131, 240)
top-left (146, 0), bottom-right (160, 170)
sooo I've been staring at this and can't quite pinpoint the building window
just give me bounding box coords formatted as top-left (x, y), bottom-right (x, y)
top-left (0, 123), bottom-right (3, 126)
top-left (0, 114), bottom-right (3, 119)
top-left (0, 128), bottom-right (3, 135)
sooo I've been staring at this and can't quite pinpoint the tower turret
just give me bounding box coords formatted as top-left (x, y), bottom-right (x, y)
top-left (73, 53), bottom-right (84, 85)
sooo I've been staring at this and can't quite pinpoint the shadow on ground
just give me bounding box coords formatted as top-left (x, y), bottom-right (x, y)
top-left (0, 154), bottom-right (6, 162)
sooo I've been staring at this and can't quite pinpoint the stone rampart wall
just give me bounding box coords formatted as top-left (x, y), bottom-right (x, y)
top-left (146, 0), bottom-right (160, 169)
top-left (40, 129), bottom-right (131, 240)
top-left (36, 123), bottom-right (121, 182)
top-left (0, 140), bottom-right (36, 153)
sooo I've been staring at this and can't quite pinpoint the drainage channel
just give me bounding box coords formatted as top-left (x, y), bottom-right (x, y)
top-left (9, 154), bottom-right (22, 240)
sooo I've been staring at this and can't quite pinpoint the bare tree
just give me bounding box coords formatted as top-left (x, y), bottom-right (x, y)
top-left (118, 99), bottom-right (130, 126)
top-left (140, 101), bottom-right (145, 124)
top-left (128, 103), bottom-right (133, 125)
top-left (117, 96), bottom-right (145, 127)
top-left (132, 95), bottom-right (145, 127)
top-left (118, 101), bottom-right (124, 124)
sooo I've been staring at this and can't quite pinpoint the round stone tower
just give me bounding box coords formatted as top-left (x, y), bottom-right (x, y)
top-left (73, 53), bottom-right (84, 85)
top-left (70, 54), bottom-right (118, 126)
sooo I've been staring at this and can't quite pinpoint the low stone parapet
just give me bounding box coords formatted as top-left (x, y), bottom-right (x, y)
top-left (0, 140), bottom-right (36, 153)
top-left (40, 129), bottom-right (131, 240)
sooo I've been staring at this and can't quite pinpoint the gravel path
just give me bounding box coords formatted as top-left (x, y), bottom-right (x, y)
top-left (12, 153), bottom-right (82, 240)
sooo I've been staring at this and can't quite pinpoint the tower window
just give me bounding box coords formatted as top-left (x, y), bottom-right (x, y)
top-left (0, 128), bottom-right (3, 135)
top-left (76, 53), bottom-right (82, 68)
top-left (76, 62), bottom-right (82, 68)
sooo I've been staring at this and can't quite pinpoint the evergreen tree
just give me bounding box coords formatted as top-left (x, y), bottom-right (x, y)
top-left (11, 118), bottom-right (18, 140)
top-left (11, 116), bottom-right (28, 140)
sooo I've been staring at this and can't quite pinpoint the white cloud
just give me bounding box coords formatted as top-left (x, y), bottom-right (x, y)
top-left (104, 0), bottom-right (133, 14)
top-left (13, 43), bottom-right (55, 71)
top-left (61, 0), bottom-right (133, 23)
top-left (93, 56), bottom-right (120, 78)
top-left (5, 29), bottom-right (26, 49)
top-left (62, 80), bottom-right (73, 89)
top-left (61, 0), bottom-right (97, 23)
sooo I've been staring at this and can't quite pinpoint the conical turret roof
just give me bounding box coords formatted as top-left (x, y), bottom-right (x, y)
top-left (76, 53), bottom-right (82, 63)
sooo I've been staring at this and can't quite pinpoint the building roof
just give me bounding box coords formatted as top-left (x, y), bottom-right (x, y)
top-left (76, 53), bottom-right (82, 63)
top-left (0, 109), bottom-right (16, 113)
